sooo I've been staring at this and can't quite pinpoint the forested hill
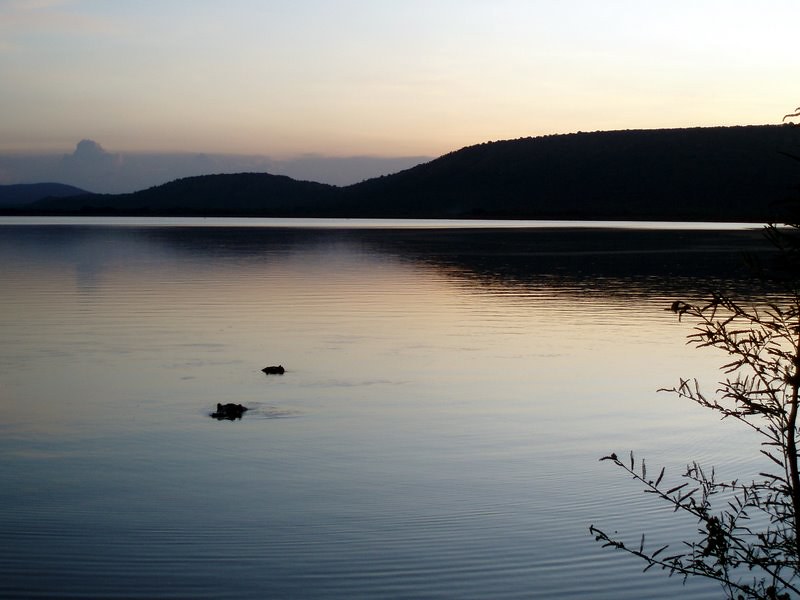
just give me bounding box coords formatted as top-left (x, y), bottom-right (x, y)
top-left (340, 125), bottom-right (800, 221)
top-left (27, 125), bottom-right (800, 221)
top-left (33, 173), bottom-right (340, 216)
top-left (0, 182), bottom-right (88, 209)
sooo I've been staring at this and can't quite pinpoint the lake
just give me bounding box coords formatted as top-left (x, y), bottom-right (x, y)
top-left (0, 218), bottom-right (777, 599)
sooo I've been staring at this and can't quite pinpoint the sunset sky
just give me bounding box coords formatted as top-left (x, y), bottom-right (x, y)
top-left (1, 0), bottom-right (798, 158)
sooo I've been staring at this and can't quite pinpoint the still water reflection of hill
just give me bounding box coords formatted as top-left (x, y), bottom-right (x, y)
top-left (122, 223), bottom-right (777, 299)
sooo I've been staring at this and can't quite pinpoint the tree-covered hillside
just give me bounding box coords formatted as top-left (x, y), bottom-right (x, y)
top-left (341, 125), bottom-right (800, 221)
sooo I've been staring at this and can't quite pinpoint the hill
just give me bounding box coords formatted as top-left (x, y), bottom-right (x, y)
top-left (340, 125), bottom-right (800, 221)
top-left (0, 182), bottom-right (89, 209)
top-left (32, 172), bottom-right (339, 216)
top-left (22, 125), bottom-right (800, 221)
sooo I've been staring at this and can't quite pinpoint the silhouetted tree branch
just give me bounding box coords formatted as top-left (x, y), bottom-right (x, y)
top-left (591, 109), bottom-right (800, 600)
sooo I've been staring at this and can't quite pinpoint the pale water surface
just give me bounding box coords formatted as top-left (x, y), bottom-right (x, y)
top-left (0, 219), bottom-right (776, 599)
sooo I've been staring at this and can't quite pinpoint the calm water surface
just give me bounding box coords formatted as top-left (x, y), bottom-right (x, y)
top-left (0, 219), bottom-right (775, 599)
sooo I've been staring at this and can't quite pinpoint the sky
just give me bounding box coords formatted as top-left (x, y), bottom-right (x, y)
top-left (0, 0), bottom-right (798, 188)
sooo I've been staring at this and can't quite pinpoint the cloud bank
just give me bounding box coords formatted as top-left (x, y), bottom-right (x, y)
top-left (0, 140), bottom-right (430, 194)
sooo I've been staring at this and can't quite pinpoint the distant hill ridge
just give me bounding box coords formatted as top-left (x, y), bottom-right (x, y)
top-left (20, 125), bottom-right (800, 221)
top-left (0, 182), bottom-right (89, 209)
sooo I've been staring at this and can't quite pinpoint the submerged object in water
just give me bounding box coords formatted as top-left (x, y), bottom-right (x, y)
top-left (211, 403), bottom-right (248, 420)
top-left (262, 365), bottom-right (285, 375)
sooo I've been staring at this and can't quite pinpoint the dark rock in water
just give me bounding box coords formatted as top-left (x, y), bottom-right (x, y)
top-left (211, 403), bottom-right (248, 420)
top-left (262, 365), bottom-right (285, 375)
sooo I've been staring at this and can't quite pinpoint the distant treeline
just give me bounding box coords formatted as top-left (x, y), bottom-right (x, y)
top-left (11, 125), bottom-right (800, 222)
top-left (0, 182), bottom-right (88, 209)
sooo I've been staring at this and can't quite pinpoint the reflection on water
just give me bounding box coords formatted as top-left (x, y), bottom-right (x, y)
top-left (0, 220), bottom-right (776, 599)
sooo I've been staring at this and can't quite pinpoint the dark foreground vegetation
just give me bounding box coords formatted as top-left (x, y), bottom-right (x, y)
top-left (5, 124), bottom-right (800, 221)
top-left (591, 115), bottom-right (800, 598)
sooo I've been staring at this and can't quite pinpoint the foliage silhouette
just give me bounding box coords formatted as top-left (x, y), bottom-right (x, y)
top-left (591, 124), bottom-right (800, 599)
